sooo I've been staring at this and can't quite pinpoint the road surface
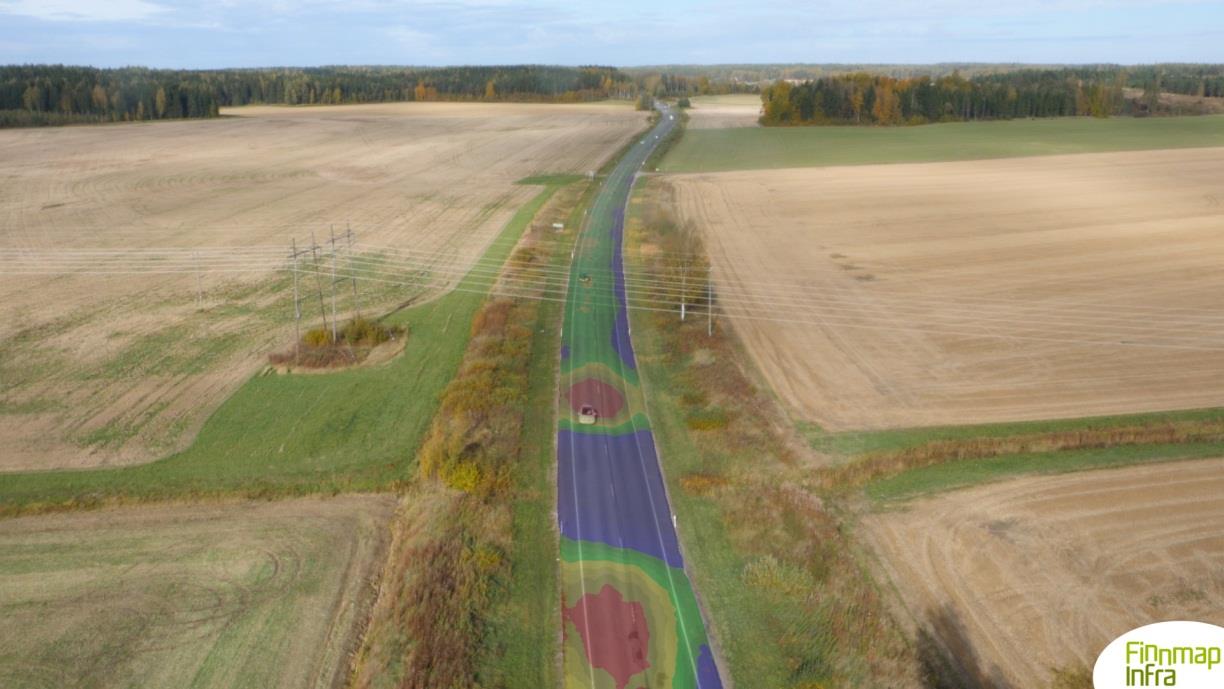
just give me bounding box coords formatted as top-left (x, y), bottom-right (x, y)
top-left (557, 108), bottom-right (724, 689)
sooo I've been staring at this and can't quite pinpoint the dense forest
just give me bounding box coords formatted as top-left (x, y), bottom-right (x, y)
top-left (0, 65), bottom-right (219, 127)
top-left (1126, 64), bottom-right (1224, 97)
top-left (4, 63), bottom-right (1222, 128)
top-left (0, 65), bottom-right (634, 127)
top-left (201, 65), bottom-right (633, 106)
top-left (632, 63), bottom-right (1224, 97)
top-left (759, 67), bottom-right (1224, 126)
top-left (626, 63), bottom-right (1050, 88)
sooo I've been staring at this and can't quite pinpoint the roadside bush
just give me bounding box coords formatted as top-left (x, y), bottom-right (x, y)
top-left (419, 298), bottom-right (536, 498)
top-left (685, 406), bottom-right (731, 431)
top-left (369, 203), bottom-right (566, 688)
top-left (351, 493), bottom-right (509, 689)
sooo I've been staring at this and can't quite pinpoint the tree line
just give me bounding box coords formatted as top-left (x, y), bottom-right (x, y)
top-left (759, 67), bottom-right (1224, 126)
top-left (6, 63), bottom-right (1221, 129)
top-left (0, 64), bottom-right (636, 127)
top-left (632, 63), bottom-right (1224, 96)
top-left (202, 65), bottom-right (634, 106)
top-left (0, 65), bottom-right (218, 127)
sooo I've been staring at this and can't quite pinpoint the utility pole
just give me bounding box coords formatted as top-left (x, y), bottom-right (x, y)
top-left (346, 223), bottom-right (359, 318)
top-left (310, 230), bottom-right (329, 339)
top-left (289, 237), bottom-right (309, 363)
top-left (707, 264), bottom-right (713, 337)
top-left (680, 264), bottom-right (687, 321)
top-left (328, 225), bottom-right (339, 343)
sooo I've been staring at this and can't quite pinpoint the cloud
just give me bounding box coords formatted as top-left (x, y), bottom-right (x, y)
top-left (384, 25), bottom-right (457, 60)
top-left (0, 0), bottom-right (166, 22)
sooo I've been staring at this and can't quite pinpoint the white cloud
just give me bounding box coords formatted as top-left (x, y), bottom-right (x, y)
top-left (384, 25), bottom-right (452, 60)
top-left (0, 0), bottom-right (167, 22)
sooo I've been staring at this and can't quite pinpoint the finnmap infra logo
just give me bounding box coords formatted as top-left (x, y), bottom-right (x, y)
top-left (1093, 621), bottom-right (1224, 688)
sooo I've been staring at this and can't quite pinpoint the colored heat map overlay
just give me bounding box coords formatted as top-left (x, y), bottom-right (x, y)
top-left (557, 109), bottom-right (723, 689)
top-left (561, 539), bottom-right (720, 689)
top-left (564, 585), bottom-right (651, 689)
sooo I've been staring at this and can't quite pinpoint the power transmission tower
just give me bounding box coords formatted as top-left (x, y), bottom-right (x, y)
top-left (328, 225), bottom-right (339, 344)
top-left (310, 230), bottom-right (329, 339)
top-left (289, 237), bottom-right (311, 363)
top-left (346, 223), bottom-right (359, 318)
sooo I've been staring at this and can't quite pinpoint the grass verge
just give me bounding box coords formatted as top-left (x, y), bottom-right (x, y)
top-left (0, 177), bottom-right (575, 517)
top-left (864, 440), bottom-right (1224, 503)
top-left (348, 176), bottom-right (590, 688)
top-left (660, 115), bottom-right (1224, 172)
top-left (626, 177), bottom-right (917, 688)
top-left (803, 408), bottom-right (1224, 502)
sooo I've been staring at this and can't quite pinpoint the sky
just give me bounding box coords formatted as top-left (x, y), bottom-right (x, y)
top-left (0, 0), bottom-right (1220, 68)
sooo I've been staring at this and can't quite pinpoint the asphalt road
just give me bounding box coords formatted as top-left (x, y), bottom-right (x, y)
top-left (557, 106), bottom-right (725, 689)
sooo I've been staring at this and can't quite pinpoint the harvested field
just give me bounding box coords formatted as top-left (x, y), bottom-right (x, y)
top-left (0, 494), bottom-right (395, 689)
top-left (863, 458), bottom-right (1224, 688)
top-left (1123, 88), bottom-right (1224, 114)
top-left (668, 147), bottom-right (1224, 430)
top-left (685, 94), bottom-right (761, 129)
top-left (0, 102), bottom-right (643, 470)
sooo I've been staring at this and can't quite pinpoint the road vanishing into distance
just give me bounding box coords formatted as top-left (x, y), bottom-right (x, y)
top-left (557, 107), bottom-right (724, 689)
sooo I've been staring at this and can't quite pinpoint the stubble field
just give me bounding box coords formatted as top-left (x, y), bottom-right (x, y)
top-left (0, 494), bottom-right (395, 689)
top-left (684, 94), bottom-right (761, 129)
top-left (667, 147), bottom-right (1224, 430)
top-left (863, 458), bottom-right (1224, 688)
top-left (0, 102), bottom-right (642, 471)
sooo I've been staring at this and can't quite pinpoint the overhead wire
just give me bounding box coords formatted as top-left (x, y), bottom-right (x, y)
top-left (6, 244), bottom-right (1224, 351)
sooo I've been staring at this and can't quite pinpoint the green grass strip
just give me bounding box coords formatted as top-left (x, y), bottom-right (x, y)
top-left (866, 441), bottom-right (1224, 503)
top-left (661, 115), bottom-right (1224, 172)
top-left (802, 406), bottom-right (1224, 458)
top-left (517, 173), bottom-right (585, 186)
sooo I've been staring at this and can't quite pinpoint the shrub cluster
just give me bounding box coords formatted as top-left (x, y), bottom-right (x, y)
top-left (268, 316), bottom-right (404, 368)
top-left (352, 189), bottom-right (575, 687)
top-left (350, 492), bottom-right (508, 689)
top-left (417, 296), bottom-right (536, 496)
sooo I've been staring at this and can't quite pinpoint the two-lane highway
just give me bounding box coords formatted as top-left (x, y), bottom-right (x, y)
top-left (557, 107), bottom-right (724, 689)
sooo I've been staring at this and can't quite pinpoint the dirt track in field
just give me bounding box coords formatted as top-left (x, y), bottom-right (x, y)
top-left (863, 458), bottom-right (1224, 688)
top-left (0, 494), bottom-right (395, 689)
top-left (668, 147), bottom-right (1224, 430)
top-left (685, 95), bottom-right (761, 129)
top-left (0, 102), bottom-right (643, 470)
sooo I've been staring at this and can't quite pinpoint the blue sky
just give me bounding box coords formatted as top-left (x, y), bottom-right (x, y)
top-left (0, 1), bottom-right (1220, 68)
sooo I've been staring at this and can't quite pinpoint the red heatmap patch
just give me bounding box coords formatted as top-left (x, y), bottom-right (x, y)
top-left (568, 378), bottom-right (626, 418)
top-left (563, 584), bottom-right (651, 689)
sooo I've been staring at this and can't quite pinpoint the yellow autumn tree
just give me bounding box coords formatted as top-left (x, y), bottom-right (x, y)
top-left (761, 80), bottom-right (795, 124)
top-left (871, 81), bottom-right (902, 125)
